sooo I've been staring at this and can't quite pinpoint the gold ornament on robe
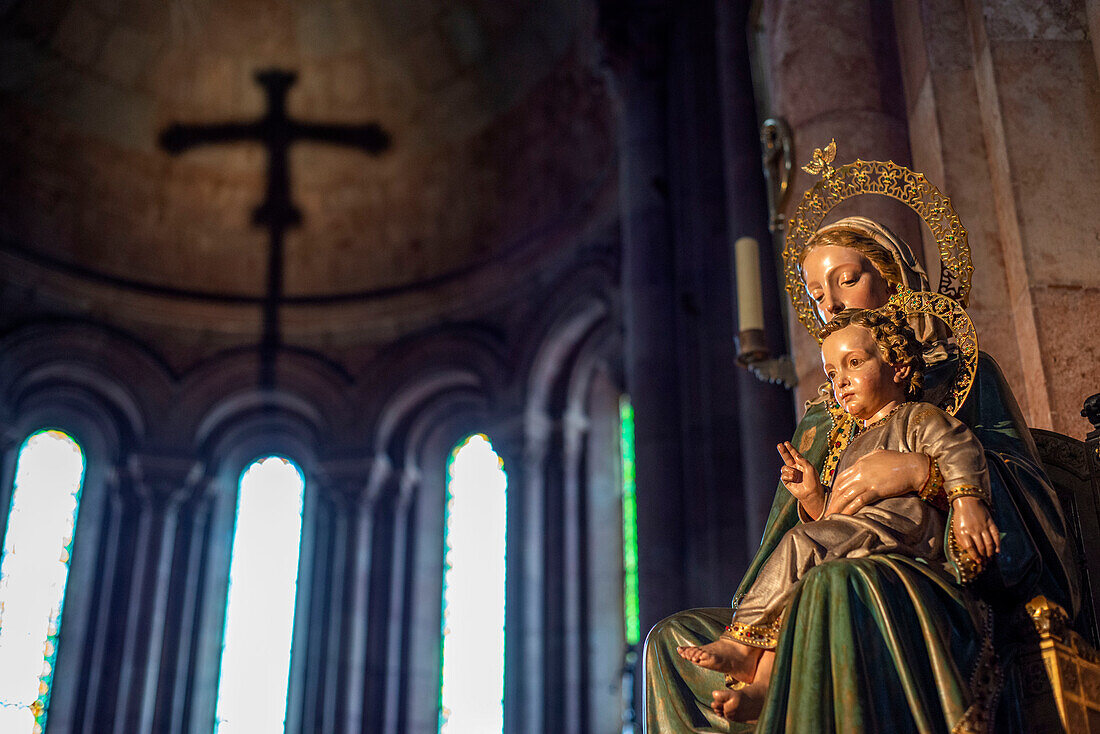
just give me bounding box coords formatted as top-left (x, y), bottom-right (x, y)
top-left (785, 142), bottom-right (975, 341)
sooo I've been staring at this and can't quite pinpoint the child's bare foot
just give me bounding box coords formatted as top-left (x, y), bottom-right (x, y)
top-left (709, 650), bottom-right (773, 721)
top-left (676, 638), bottom-right (763, 683)
top-left (710, 688), bottom-right (765, 722)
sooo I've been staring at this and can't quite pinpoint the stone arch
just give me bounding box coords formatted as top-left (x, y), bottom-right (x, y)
top-left (356, 323), bottom-right (508, 445)
top-left (186, 408), bottom-right (324, 734)
top-left (377, 390), bottom-right (496, 734)
top-left (0, 321), bottom-right (173, 446)
top-left (0, 384), bottom-right (130, 734)
top-left (493, 264), bottom-right (618, 733)
top-left (175, 350), bottom-right (354, 452)
top-left (517, 264), bottom-right (616, 415)
top-left (347, 343), bottom-right (498, 734)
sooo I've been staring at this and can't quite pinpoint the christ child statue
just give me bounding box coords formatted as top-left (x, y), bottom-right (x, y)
top-left (677, 305), bottom-right (1000, 720)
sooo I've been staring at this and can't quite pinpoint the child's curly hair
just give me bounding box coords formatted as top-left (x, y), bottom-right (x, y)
top-left (819, 305), bottom-right (925, 399)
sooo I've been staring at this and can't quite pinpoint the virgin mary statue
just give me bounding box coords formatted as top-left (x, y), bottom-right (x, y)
top-left (643, 148), bottom-right (1079, 734)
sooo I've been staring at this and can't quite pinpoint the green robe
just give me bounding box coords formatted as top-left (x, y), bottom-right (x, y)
top-left (643, 353), bottom-right (1078, 733)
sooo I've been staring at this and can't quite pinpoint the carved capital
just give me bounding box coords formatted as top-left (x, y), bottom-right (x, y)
top-left (127, 453), bottom-right (206, 509)
top-left (317, 455), bottom-right (385, 507)
top-left (522, 408), bottom-right (555, 466)
top-left (0, 425), bottom-right (23, 456)
top-left (396, 466), bottom-right (421, 508)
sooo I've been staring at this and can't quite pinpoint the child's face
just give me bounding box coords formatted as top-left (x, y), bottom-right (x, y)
top-left (821, 324), bottom-right (910, 421)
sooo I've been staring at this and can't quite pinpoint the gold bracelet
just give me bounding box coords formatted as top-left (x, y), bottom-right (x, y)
top-left (918, 457), bottom-right (948, 511)
top-left (947, 483), bottom-right (991, 505)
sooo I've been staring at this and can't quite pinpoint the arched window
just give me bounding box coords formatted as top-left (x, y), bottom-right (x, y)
top-left (0, 429), bottom-right (86, 734)
top-left (439, 434), bottom-right (508, 734)
top-left (619, 398), bottom-right (642, 731)
top-left (214, 456), bottom-right (306, 734)
top-left (619, 398), bottom-right (640, 648)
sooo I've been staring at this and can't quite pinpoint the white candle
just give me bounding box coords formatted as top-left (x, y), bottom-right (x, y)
top-left (734, 236), bottom-right (765, 332)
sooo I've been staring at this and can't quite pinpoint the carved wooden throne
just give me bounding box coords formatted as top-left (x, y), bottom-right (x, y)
top-left (1018, 393), bottom-right (1100, 732)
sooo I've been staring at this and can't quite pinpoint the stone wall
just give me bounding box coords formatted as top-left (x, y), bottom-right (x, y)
top-left (758, 0), bottom-right (1100, 436)
top-left (896, 0), bottom-right (1100, 436)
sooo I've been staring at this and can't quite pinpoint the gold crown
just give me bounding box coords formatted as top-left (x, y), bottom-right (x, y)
top-left (784, 142), bottom-right (974, 339)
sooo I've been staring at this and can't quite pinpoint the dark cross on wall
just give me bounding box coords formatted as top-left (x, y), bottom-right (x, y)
top-left (160, 69), bottom-right (391, 388)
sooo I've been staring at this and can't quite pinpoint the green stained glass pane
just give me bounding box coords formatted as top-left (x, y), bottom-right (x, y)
top-left (620, 398), bottom-right (641, 646)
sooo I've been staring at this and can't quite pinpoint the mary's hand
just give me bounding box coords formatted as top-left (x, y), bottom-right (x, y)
top-left (826, 450), bottom-right (929, 516)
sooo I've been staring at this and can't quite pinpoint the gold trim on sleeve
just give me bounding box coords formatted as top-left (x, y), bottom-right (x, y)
top-left (918, 456), bottom-right (949, 511)
top-left (722, 620), bottom-right (782, 650)
top-left (947, 483), bottom-right (992, 505)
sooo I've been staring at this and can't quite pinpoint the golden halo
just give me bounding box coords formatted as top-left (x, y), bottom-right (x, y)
top-left (886, 289), bottom-right (978, 416)
top-left (784, 144), bottom-right (973, 339)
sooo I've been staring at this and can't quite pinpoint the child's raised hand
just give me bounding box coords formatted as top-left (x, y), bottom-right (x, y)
top-left (778, 441), bottom-right (825, 519)
top-left (951, 496), bottom-right (1001, 563)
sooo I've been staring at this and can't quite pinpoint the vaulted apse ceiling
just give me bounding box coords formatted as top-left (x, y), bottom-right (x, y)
top-left (0, 0), bottom-right (616, 349)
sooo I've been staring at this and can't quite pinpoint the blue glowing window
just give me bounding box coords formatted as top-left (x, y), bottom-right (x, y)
top-left (214, 456), bottom-right (305, 734)
top-left (0, 429), bottom-right (86, 734)
top-left (439, 434), bottom-right (507, 734)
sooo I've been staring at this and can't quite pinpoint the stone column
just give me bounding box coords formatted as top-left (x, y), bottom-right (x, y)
top-left (560, 404), bottom-right (589, 734)
top-left (716, 0), bottom-right (797, 553)
top-left (763, 0), bottom-right (919, 407)
top-left (382, 467), bottom-right (419, 734)
top-left (79, 466), bottom-right (125, 734)
top-left (0, 425), bottom-right (21, 542)
top-left (599, 0), bottom-right (689, 637)
top-left (166, 485), bottom-right (215, 734)
top-left (322, 455), bottom-right (388, 734)
top-left (111, 453), bottom-right (203, 734)
top-left (488, 414), bottom-right (544, 734)
top-left (892, 0), bottom-right (1029, 414)
top-left (522, 408), bottom-right (551, 734)
top-left (960, 0), bottom-right (1100, 434)
top-left (297, 473), bottom-right (352, 734)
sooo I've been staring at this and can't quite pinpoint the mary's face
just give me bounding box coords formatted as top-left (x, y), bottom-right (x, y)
top-left (801, 245), bottom-right (894, 322)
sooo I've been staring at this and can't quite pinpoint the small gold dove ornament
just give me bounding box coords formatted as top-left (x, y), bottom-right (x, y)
top-left (801, 139), bottom-right (837, 178)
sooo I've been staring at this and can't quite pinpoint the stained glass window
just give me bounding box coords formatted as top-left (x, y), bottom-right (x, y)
top-left (214, 456), bottom-right (305, 734)
top-left (439, 434), bottom-right (507, 734)
top-left (619, 398), bottom-right (640, 646)
top-left (0, 429), bottom-right (86, 734)
top-left (620, 398), bottom-right (642, 733)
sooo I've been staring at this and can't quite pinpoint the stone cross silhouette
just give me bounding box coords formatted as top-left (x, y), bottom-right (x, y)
top-left (160, 69), bottom-right (391, 388)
